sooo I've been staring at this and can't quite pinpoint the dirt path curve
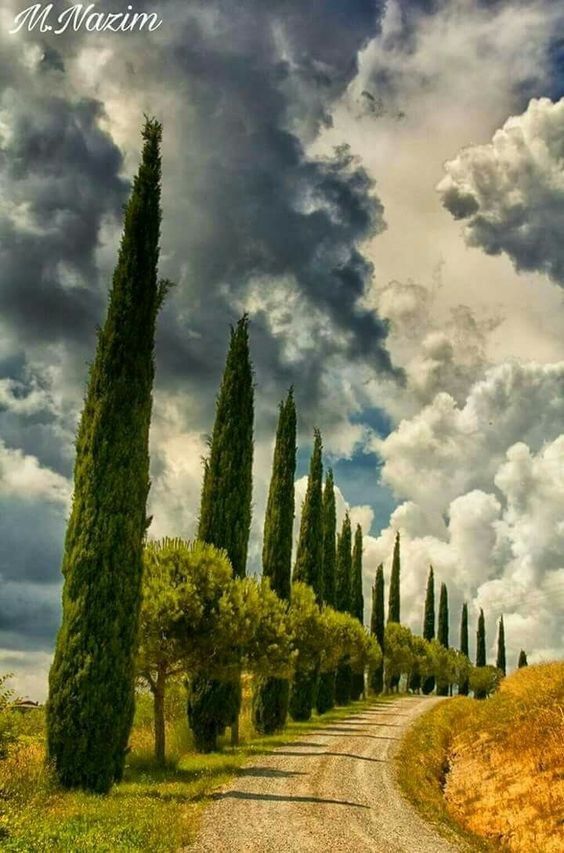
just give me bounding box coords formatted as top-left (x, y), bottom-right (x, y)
top-left (190, 696), bottom-right (468, 853)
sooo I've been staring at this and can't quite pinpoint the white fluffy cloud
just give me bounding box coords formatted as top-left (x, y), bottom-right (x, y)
top-left (0, 439), bottom-right (70, 504)
top-left (439, 97), bottom-right (564, 284)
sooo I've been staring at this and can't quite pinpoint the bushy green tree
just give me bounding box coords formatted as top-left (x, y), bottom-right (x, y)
top-left (254, 390), bottom-right (296, 734)
top-left (421, 567), bottom-right (435, 694)
top-left (350, 524), bottom-right (365, 700)
top-left (316, 470), bottom-right (338, 714)
top-left (470, 665), bottom-right (501, 700)
top-left (196, 315), bottom-right (254, 746)
top-left (369, 565), bottom-right (385, 693)
top-left (288, 583), bottom-right (324, 721)
top-left (383, 623), bottom-right (413, 692)
top-left (47, 120), bottom-right (168, 793)
top-left (335, 514), bottom-right (353, 704)
top-left (293, 430), bottom-right (323, 602)
top-left (518, 649), bottom-right (528, 668)
top-left (496, 614), bottom-right (506, 677)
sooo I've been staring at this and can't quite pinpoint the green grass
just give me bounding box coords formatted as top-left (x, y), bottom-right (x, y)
top-left (1, 694), bottom-right (393, 852)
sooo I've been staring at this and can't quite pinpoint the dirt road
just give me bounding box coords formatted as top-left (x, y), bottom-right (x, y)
top-left (190, 696), bottom-right (468, 852)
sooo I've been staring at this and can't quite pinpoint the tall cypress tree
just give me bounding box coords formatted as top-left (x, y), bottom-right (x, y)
top-left (290, 430), bottom-right (323, 721)
top-left (387, 531), bottom-right (401, 623)
top-left (321, 470), bottom-right (337, 608)
top-left (350, 524), bottom-right (365, 700)
top-left (436, 582), bottom-right (449, 696)
top-left (387, 532), bottom-right (401, 689)
top-left (198, 316), bottom-right (254, 578)
top-left (334, 513), bottom-right (353, 704)
top-left (370, 564), bottom-right (385, 693)
top-left (293, 429), bottom-right (323, 602)
top-left (474, 608), bottom-right (487, 699)
top-left (518, 649), bottom-right (528, 668)
top-left (191, 315), bottom-right (254, 749)
top-left (254, 390), bottom-right (296, 734)
top-left (316, 470), bottom-right (338, 715)
top-left (459, 602), bottom-right (469, 696)
top-left (47, 120), bottom-right (167, 793)
top-left (496, 615), bottom-right (506, 676)
top-left (421, 567), bottom-right (435, 694)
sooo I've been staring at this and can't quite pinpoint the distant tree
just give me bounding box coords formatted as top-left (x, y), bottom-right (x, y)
top-left (518, 649), bottom-right (528, 668)
top-left (196, 315), bottom-right (254, 746)
top-left (436, 584), bottom-right (450, 696)
top-left (421, 567), bottom-right (436, 695)
top-left (47, 119), bottom-right (168, 793)
top-left (293, 430), bottom-right (323, 602)
top-left (387, 532), bottom-right (401, 690)
top-left (475, 609), bottom-right (487, 699)
top-left (316, 469), bottom-right (338, 714)
top-left (470, 665), bottom-right (501, 700)
top-left (387, 532), bottom-right (401, 623)
top-left (384, 623), bottom-right (413, 692)
top-left (496, 615), bottom-right (506, 677)
top-left (370, 565), bottom-right (385, 693)
top-left (458, 602), bottom-right (470, 696)
top-left (254, 389), bottom-right (296, 735)
top-left (350, 524), bottom-right (365, 700)
top-left (334, 514), bottom-right (353, 704)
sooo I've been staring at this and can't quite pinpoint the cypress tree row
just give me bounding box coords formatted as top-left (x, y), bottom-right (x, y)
top-left (316, 470), bottom-right (338, 714)
top-left (387, 532), bottom-right (401, 689)
top-left (458, 602), bottom-right (470, 696)
top-left (421, 566), bottom-right (435, 695)
top-left (334, 513), bottom-right (353, 704)
top-left (436, 582), bottom-right (449, 696)
top-left (293, 429), bottom-right (324, 602)
top-left (350, 524), bottom-right (365, 700)
top-left (496, 614), bottom-right (506, 676)
top-left (370, 564), bottom-right (385, 693)
top-left (253, 389), bottom-right (296, 734)
top-left (388, 531), bottom-right (401, 623)
top-left (47, 120), bottom-right (167, 793)
top-left (289, 431), bottom-right (323, 721)
top-left (475, 608), bottom-right (487, 699)
top-left (518, 649), bottom-right (528, 668)
top-left (191, 315), bottom-right (254, 749)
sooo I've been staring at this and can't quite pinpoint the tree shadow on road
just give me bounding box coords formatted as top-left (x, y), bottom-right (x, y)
top-left (212, 790), bottom-right (370, 808)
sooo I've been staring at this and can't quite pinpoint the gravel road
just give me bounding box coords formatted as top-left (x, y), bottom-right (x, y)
top-left (190, 696), bottom-right (468, 853)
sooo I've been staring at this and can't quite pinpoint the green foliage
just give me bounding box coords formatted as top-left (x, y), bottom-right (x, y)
top-left (262, 389), bottom-right (296, 601)
top-left (321, 470), bottom-right (337, 608)
top-left (288, 583), bottom-right (324, 720)
top-left (387, 531), bottom-right (401, 624)
top-left (335, 513), bottom-right (352, 614)
top-left (421, 567), bottom-right (435, 694)
top-left (349, 525), bottom-right (365, 700)
top-left (254, 390), bottom-right (296, 733)
top-left (293, 430), bottom-right (324, 602)
top-left (369, 565), bottom-right (385, 693)
top-left (459, 603), bottom-right (470, 696)
top-left (315, 671), bottom-right (335, 714)
top-left (436, 582), bottom-right (449, 695)
top-left (0, 673), bottom-right (17, 759)
top-left (198, 315), bottom-right (254, 579)
top-left (252, 677), bottom-right (290, 734)
top-left (469, 665), bottom-right (502, 700)
top-left (476, 609), bottom-right (486, 667)
top-left (188, 676), bottom-right (241, 753)
top-left (384, 622), bottom-right (413, 691)
top-left (518, 649), bottom-right (528, 668)
top-left (47, 119), bottom-right (166, 793)
top-left (496, 615), bottom-right (506, 676)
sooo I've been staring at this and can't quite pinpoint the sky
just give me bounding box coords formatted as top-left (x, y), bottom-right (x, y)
top-left (0, 0), bottom-right (563, 699)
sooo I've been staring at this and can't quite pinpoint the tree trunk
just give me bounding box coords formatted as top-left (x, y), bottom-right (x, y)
top-left (153, 667), bottom-right (166, 765)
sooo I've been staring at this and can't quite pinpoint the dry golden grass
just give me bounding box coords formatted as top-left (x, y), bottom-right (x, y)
top-left (397, 662), bottom-right (564, 852)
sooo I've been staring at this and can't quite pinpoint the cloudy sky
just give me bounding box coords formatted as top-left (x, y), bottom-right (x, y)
top-left (1, 0), bottom-right (563, 698)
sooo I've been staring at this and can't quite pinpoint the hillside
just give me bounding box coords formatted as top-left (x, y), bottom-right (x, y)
top-left (398, 662), bottom-right (564, 851)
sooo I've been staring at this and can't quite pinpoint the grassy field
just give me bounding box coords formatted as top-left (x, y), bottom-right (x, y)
top-left (397, 662), bottom-right (564, 852)
top-left (0, 683), bottom-right (391, 852)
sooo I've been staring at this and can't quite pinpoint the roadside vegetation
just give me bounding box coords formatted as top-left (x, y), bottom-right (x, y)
top-left (397, 662), bottom-right (564, 852)
top-left (0, 686), bottom-right (386, 851)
